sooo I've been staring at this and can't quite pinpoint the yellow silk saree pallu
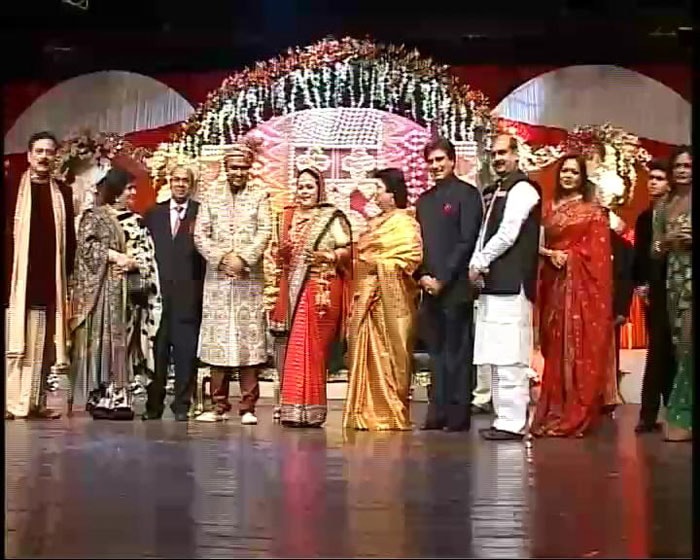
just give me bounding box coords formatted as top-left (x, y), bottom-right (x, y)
top-left (343, 210), bottom-right (422, 431)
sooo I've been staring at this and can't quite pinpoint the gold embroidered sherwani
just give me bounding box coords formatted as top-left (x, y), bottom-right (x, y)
top-left (195, 182), bottom-right (272, 367)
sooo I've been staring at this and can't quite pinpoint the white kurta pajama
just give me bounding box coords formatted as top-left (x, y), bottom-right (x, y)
top-left (195, 183), bottom-right (272, 368)
top-left (471, 181), bottom-right (540, 435)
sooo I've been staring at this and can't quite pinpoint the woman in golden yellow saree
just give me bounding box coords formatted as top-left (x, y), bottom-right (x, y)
top-left (343, 169), bottom-right (423, 431)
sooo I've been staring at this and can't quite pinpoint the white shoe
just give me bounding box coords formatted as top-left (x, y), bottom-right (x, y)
top-left (241, 412), bottom-right (258, 425)
top-left (195, 411), bottom-right (227, 423)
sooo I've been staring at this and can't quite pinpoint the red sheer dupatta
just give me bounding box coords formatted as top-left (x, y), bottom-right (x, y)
top-left (532, 199), bottom-right (615, 437)
top-left (270, 206), bottom-right (296, 333)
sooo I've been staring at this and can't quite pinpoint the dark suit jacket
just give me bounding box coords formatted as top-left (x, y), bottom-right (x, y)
top-left (144, 200), bottom-right (206, 323)
top-left (611, 226), bottom-right (635, 320)
top-left (633, 206), bottom-right (668, 299)
top-left (414, 175), bottom-right (483, 307)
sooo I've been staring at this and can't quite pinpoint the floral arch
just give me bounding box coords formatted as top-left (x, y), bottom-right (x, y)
top-left (169, 37), bottom-right (491, 153)
top-left (148, 36), bottom-right (494, 220)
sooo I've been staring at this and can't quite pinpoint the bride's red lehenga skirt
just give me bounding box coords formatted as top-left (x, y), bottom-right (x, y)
top-left (280, 276), bottom-right (343, 427)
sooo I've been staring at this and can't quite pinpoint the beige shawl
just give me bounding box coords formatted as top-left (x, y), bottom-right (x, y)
top-left (6, 170), bottom-right (69, 372)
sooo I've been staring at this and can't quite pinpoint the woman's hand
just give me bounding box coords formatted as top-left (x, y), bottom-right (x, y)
top-left (124, 256), bottom-right (139, 271)
top-left (308, 249), bottom-right (336, 266)
top-left (549, 249), bottom-right (569, 269)
top-left (664, 229), bottom-right (692, 251)
top-left (540, 246), bottom-right (567, 268)
top-left (111, 252), bottom-right (132, 275)
top-left (549, 250), bottom-right (568, 269)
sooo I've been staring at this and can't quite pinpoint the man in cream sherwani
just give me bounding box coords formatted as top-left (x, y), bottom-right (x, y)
top-left (194, 139), bottom-right (272, 425)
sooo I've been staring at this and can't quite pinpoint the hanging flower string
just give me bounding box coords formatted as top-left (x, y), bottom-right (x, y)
top-left (494, 119), bottom-right (651, 182)
top-left (55, 129), bottom-right (152, 185)
top-left (161, 36), bottom-right (492, 159)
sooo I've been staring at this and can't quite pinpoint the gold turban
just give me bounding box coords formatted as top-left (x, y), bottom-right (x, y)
top-left (223, 137), bottom-right (263, 168)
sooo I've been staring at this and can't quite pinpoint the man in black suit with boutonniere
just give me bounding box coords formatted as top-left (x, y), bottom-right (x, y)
top-left (143, 165), bottom-right (206, 421)
top-left (414, 136), bottom-right (483, 432)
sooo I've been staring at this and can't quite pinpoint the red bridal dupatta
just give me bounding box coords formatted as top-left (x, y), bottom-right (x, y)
top-left (531, 199), bottom-right (616, 437)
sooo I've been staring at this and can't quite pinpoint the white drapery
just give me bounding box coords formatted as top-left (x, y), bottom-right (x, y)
top-left (493, 65), bottom-right (691, 146)
top-left (4, 71), bottom-right (194, 154)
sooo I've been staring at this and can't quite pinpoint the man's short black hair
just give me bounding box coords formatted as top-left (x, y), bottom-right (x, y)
top-left (371, 168), bottom-right (409, 209)
top-left (647, 158), bottom-right (668, 175)
top-left (27, 131), bottom-right (58, 152)
top-left (423, 137), bottom-right (456, 162)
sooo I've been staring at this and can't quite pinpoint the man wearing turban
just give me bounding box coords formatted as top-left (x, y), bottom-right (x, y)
top-left (193, 139), bottom-right (272, 425)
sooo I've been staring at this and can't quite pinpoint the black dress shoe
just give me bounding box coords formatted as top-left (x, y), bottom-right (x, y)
top-left (443, 404), bottom-right (470, 431)
top-left (420, 421), bottom-right (445, 431)
top-left (422, 402), bottom-right (447, 430)
top-left (444, 423), bottom-right (471, 432)
top-left (173, 412), bottom-right (189, 422)
top-left (471, 405), bottom-right (491, 415)
top-left (141, 411), bottom-right (163, 421)
top-left (635, 422), bottom-right (662, 434)
top-left (28, 408), bottom-right (61, 419)
top-left (480, 427), bottom-right (524, 441)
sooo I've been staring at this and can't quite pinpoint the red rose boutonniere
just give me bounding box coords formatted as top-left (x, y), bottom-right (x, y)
top-left (442, 202), bottom-right (454, 215)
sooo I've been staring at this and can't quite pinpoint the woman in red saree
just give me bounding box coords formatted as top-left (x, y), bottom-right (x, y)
top-left (270, 167), bottom-right (352, 427)
top-left (531, 154), bottom-right (616, 437)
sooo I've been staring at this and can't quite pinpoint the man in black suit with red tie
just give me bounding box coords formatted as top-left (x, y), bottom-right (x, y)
top-left (414, 137), bottom-right (483, 432)
top-left (143, 166), bottom-right (206, 421)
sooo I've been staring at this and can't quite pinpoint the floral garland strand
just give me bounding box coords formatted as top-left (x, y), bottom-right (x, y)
top-left (566, 123), bottom-right (651, 206)
top-left (164, 36), bottom-right (492, 159)
top-left (55, 129), bottom-right (152, 184)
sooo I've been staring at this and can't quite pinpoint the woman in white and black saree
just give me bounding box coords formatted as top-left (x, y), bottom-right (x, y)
top-left (68, 167), bottom-right (162, 420)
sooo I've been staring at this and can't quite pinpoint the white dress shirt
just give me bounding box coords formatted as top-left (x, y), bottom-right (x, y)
top-left (470, 181), bottom-right (541, 272)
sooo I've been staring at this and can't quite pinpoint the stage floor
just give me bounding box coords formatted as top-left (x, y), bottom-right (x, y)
top-left (5, 402), bottom-right (691, 559)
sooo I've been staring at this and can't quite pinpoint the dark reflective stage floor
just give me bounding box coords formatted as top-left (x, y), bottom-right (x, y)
top-left (5, 402), bottom-right (692, 559)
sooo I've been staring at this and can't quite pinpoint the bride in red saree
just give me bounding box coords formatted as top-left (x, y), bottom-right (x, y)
top-left (531, 154), bottom-right (616, 437)
top-left (269, 168), bottom-right (352, 427)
